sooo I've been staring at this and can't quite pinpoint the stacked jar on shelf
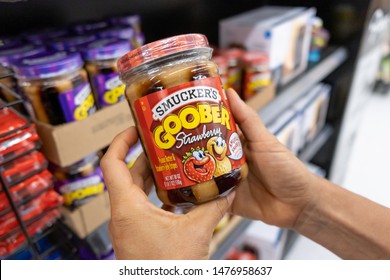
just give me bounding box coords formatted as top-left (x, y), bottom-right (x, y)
top-left (212, 48), bottom-right (272, 101)
top-left (0, 14), bottom-right (145, 259)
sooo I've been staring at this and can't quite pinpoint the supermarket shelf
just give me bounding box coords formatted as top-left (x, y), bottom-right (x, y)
top-left (298, 125), bottom-right (334, 162)
top-left (259, 47), bottom-right (348, 125)
top-left (208, 48), bottom-right (347, 260)
top-left (210, 216), bottom-right (252, 260)
top-left (209, 126), bottom-right (334, 260)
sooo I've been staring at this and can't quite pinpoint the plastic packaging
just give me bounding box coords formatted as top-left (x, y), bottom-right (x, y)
top-left (0, 170), bottom-right (53, 213)
top-left (0, 151), bottom-right (47, 188)
top-left (0, 189), bottom-right (62, 237)
top-left (221, 48), bottom-right (243, 95)
top-left (0, 107), bottom-right (29, 137)
top-left (12, 51), bottom-right (97, 125)
top-left (50, 153), bottom-right (105, 207)
top-left (23, 29), bottom-right (68, 45)
top-left (118, 34), bottom-right (247, 206)
top-left (82, 38), bottom-right (131, 108)
top-left (0, 44), bottom-right (46, 105)
top-left (48, 35), bottom-right (96, 52)
top-left (0, 125), bottom-right (41, 164)
top-left (0, 208), bottom-right (61, 258)
top-left (109, 15), bottom-right (144, 47)
top-left (241, 51), bottom-right (271, 100)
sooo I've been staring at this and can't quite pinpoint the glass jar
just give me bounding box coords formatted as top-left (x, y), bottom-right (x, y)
top-left (0, 44), bottom-right (46, 111)
top-left (50, 153), bottom-right (105, 207)
top-left (118, 34), bottom-right (248, 206)
top-left (49, 35), bottom-right (96, 52)
top-left (221, 48), bottom-right (243, 96)
top-left (241, 51), bottom-right (271, 100)
top-left (82, 38), bottom-right (131, 108)
top-left (12, 51), bottom-right (97, 125)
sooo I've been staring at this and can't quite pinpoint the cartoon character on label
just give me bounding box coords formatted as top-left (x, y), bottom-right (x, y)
top-left (182, 147), bottom-right (215, 183)
top-left (207, 136), bottom-right (232, 177)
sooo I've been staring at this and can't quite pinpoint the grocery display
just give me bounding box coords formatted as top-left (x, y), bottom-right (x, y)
top-left (119, 33), bottom-right (248, 206)
top-left (0, 104), bottom-right (64, 259)
top-left (220, 6), bottom-right (316, 86)
top-left (13, 51), bottom-right (97, 125)
top-left (82, 38), bottom-right (131, 108)
top-left (50, 153), bottom-right (105, 207)
top-left (0, 0), bottom-right (381, 261)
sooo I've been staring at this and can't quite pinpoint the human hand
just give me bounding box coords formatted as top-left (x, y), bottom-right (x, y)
top-left (227, 89), bottom-right (320, 229)
top-left (100, 127), bottom-right (234, 259)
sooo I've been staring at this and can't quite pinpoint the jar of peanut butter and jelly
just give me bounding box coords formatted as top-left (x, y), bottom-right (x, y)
top-left (118, 34), bottom-right (248, 206)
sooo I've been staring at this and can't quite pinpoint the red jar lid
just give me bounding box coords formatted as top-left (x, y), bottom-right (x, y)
top-left (241, 51), bottom-right (268, 65)
top-left (118, 33), bottom-right (209, 73)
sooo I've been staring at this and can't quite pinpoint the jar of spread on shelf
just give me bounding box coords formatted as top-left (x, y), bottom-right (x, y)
top-left (0, 44), bottom-right (46, 110)
top-left (118, 34), bottom-right (248, 206)
top-left (49, 34), bottom-right (96, 52)
top-left (12, 51), bottom-right (97, 125)
top-left (82, 38), bottom-right (131, 108)
top-left (221, 48), bottom-right (243, 96)
top-left (241, 51), bottom-right (271, 100)
top-left (50, 152), bottom-right (105, 207)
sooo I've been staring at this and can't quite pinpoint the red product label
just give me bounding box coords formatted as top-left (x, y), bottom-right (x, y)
top-left (134, 77), bottom-right (245, 190)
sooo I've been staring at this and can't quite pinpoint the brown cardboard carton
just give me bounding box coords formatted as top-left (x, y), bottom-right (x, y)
top-left (35, 101), bottom-right (134, 167)
top-left (245, 82), bottom-right (276, 111)
top-left (60, 192), bottom-right (110, 238)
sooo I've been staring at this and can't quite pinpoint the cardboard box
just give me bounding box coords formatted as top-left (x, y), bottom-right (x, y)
top-left (267, 109), bottom-right (301, 155)
top-left (60, 192), bottom-right (110, 238)
top-left (245, 82), bottom-right (276, 111)
top-left (35, 101), bottom-right (134, 167)
top-left (219, 6), bottom-right (316, 86)
top-left (293, 83), bottom-right (331, 150)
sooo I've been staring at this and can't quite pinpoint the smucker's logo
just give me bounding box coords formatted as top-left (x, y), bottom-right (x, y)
top-left (152, 86), bottom-right (221, 121)
top-left (152, 86), bottom-right (231, 150)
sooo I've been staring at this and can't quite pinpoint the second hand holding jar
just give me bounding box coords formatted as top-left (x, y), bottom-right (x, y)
top-left (118, 34), bottom-right (248, 206)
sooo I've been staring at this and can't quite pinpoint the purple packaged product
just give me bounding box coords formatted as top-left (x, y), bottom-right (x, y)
top-left (51, 153), bottom-right (104, 207)
top-left (72, 20), bottom-right (109, 34)
top-left (12, 51), bottom-right (83, 79)
top-left (12, 51), bottom-right (96, 124)
top-left (0, 37), bottom-right (23, 50)
top-left (56, 167), bottom-right (105, 207)
top-left (110, 14), bottom-right (141, 33)
top-left (23, 28), bottom-right (68, 45)
top-left (49, 34), bottom-right (96, 52)
top-left (97, 26), bottom-right (134, 41)
top-left (0, 44), bottom-right (46, 67)
top-left (83, 38), bottom-right (131, 108)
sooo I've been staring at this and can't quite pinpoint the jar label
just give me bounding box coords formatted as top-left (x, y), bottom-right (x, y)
top-left (59, 82), bottom-right (97, 122)
top-left (55, 167), bottom-right (105, 206)
top-left (134, 77), bottom-right (245, 191)
top-left (92, 73), bottom-right (125, 108)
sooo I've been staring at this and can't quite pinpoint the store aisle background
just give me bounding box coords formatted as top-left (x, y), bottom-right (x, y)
top-left (285, 90), bottom-right (390, 260)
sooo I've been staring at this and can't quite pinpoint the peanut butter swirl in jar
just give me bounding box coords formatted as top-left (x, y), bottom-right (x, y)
top-left (118, 34), bottom-right (248, 206)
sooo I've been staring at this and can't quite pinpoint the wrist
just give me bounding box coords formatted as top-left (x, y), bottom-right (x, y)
top-left (292, 174), bottom-right (327, 233)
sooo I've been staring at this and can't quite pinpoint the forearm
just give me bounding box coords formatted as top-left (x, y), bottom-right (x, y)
top-left (295, 176), bottom-right (390, 259)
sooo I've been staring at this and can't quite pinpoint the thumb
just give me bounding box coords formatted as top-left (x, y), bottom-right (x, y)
top-left (186, 191), bottom-right (235, 232)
